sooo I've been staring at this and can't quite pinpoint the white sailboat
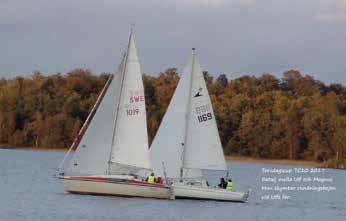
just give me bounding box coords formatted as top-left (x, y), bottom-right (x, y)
top-left (57, 31), bottom-right (172, 199)
top-left (150, 48), bottom-right (250, 202)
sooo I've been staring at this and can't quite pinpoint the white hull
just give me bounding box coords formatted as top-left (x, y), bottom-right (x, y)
top-left (60, 176), bottom-right (173, 200)
top-left (172, 182), bottom-right (249, 202)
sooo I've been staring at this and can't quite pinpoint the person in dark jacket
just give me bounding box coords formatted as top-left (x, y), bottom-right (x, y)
top-left (218, 178), bottom-right (227, 189)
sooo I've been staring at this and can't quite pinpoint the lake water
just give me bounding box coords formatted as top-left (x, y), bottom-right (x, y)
top-left (0, 149), bottom-right (345, 221)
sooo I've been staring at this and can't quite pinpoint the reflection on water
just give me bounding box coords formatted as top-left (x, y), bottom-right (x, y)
top-left (0, 149), bottom-right (345, 221)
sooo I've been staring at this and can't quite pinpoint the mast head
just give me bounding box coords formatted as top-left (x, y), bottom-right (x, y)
top-left (192, 48), bottom-right (196, 55)
top-left (130, 23), bottom-right (136, 34)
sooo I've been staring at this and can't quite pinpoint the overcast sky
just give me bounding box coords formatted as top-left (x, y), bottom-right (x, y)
top-left (1, 0), bottom-right (346, 84)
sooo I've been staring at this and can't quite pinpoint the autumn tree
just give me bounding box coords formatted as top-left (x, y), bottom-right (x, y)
top-left (0, 68), bottom-right (345, 168)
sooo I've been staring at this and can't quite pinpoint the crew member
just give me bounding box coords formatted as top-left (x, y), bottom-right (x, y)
top-left (218, 178), bottom-right (227, 189)
top-left (226, 178), bottom-right (234, 191)
top-left (147, 172), bottom-right (156, 184)
top-left (156, 177), bottom-right (164, 184)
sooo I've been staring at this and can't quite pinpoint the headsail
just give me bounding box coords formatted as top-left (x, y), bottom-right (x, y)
top-left (109, 32), bottom-right (150, 171)
top-left (66, 73), bottom-right (121, 175)
top-left (150, 56), bottom-right (194, 178)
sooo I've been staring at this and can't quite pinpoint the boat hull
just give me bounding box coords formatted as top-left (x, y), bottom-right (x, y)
top-left (172, 182), bottom-right (249, 202)
top-left (60, 176), bottom-right (173, 200)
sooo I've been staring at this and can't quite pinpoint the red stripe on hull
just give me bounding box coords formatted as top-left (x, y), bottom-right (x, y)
top-left (63, 176), bottom-right (168, 189)
top-left (67, 191), bottom-right (170, 200)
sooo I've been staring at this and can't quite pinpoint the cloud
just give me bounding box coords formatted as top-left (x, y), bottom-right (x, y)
top-left (315, 0), bottom-right (346, 23)
top-left (315, 13), bottom-right (346, 23)
top-left (157, 0), bottom-right (256, 8)
top-left (1, 0), bottom-right (346, 84)
top-left (0, 0), bottom-right (257, 25)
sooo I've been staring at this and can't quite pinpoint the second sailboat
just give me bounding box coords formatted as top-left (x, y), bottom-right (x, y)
top-left (150, 48), bottom-right (250, 202)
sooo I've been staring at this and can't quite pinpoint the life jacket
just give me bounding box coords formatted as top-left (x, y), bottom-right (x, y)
top-left (226, 181), bottom-right (233, 191)
top-left (148, 175), bottom-right (155, 184)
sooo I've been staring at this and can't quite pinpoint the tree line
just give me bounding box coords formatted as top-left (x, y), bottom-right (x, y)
top-left (0, 69), bottom-right (345, 167)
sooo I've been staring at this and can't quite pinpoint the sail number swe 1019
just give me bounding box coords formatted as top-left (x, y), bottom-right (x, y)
top-left (126, 108), bottom-right (139, 116)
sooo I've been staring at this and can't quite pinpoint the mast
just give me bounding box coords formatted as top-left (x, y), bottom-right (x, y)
top-left (107, 30), bottom-right (132, 175)
top-left (180, 48), bottom-right (196, 181)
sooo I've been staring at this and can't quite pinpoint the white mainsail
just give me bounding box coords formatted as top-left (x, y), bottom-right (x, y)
top-left (66, 32), bottom-right (150, 175)
top-left (110, 33), bottom-right (150, 171)
top-left (150, 49), bottom-right (226, 179)
top-left (183, 50), bottom-right (227, 171)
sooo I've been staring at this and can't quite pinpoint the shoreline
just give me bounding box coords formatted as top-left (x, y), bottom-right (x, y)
top-left (225, 156), bottom-right (323, 167)
top-left (0, 146), bottom-right (322, 167)
top-left (0, 145), bottom-right (66, 152)
top-left (1, 146), bottom-right (343, 169)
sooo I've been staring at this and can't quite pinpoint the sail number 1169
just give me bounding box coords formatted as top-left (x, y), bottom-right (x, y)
top-left (197, 113), bottom-right (212, 123)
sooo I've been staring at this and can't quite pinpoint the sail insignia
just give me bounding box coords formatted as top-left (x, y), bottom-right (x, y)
top-left (193, 87), bottom-right (203, 97)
